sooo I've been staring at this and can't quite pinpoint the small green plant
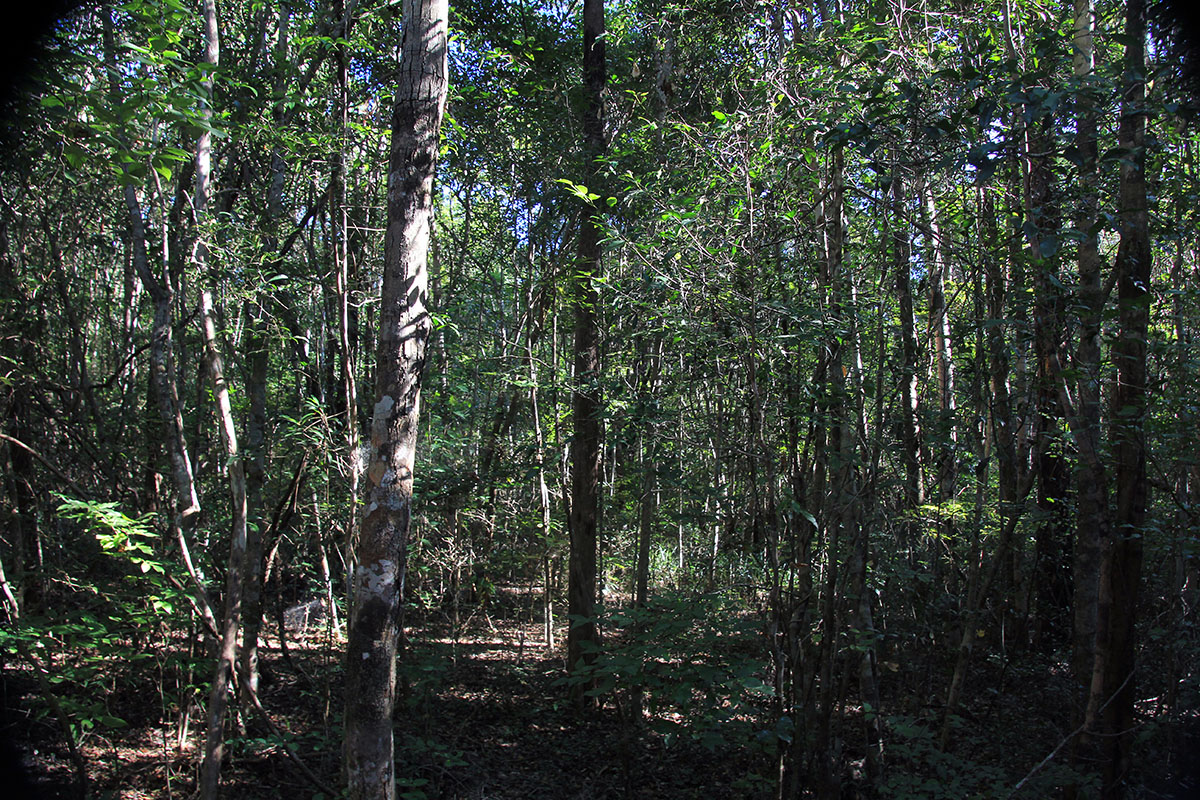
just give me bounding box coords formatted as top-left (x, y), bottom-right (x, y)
top-left (394, 733), bottom-right (468, 799)
top-left (0, 497), bottom-right (203, 743)
top-left (564, 591), bottom-right (777, 751)
top-left (881, 714), bottom-right (1095, 799)
top-left (55, 495), bottom-right (193, 625)
top-left (881, 715), bottom-right (1006, 800)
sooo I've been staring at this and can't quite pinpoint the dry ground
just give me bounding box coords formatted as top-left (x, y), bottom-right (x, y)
top-left (5, 606), bottom-right (771, 799)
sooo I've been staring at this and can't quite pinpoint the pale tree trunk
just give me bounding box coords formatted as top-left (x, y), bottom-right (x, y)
top-left (919, 185), bottom-right (958, 603)
top-left (194, 0), bottom-right (251, 796)
top-left (344, 0), bottom-right (447, 796)
top-left (567, 0), bottom-right (606, 699)
top-left (525, 289), bottom-right (554, 651)
top-left (1068, 0), bottom-right (1109, 780)
top-left (1101, 2), bottom-right (1149, 793)
top-left (196, 293), bottom-right (250, 800)
top-left (333, 0), bottom-right (363, 595)
top-left (241, 299), bottom-right (268, 702)
top-left (102, 10), bottom-right (215, 636)
top-left (922, 186), bottom-right (956, 492)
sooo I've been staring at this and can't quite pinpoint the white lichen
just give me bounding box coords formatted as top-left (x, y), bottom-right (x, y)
top-left (373, 395), bottom-right (396, 416)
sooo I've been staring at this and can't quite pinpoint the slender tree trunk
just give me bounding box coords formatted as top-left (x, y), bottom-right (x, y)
top-left (240, 299), bottom-right (268, 703)
top-left (922, 186), bottom-right (956, 500)
top-left (103, 10), bottom-right (213, 633)
top-left (196, 292), bottom-right (250, 800)
top-left (1101, 3), bottom-right (1149, 793)
top-left (634, 332), bottom-right (661, 609)
top-left (1068, 0), bottom-right (1109, 780)
top-left (1026, 111), bottom-right (1070, 651)
top-left (3, 366), bottom-right (38, 616)
top-left (333, 0), bottom-right (363, 597)
top-left (890, 170), bottom-right (923, 551)
top-left (812, 140), bottom-right (848, 800)
top-left (344, 0), bottom-right (447, 796)
top-left (526, 310), bottom-right (554, 650)
top-left (567, 0), bottom-right (606, 697)
top-left (194, 2), bottom-right (251, 796)
top-left (240, 3), bottom-right (292, 704)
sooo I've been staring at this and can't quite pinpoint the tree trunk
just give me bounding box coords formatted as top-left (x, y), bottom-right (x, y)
top-left (196, 289), bottom-right (250, 800)
top-left (812, 139), bottom-right (848, 800)
top-left (240, 3), bottom-right (293, 703)
top-left (239, 299), bottom-right (268, 704)
top-left (1068, 0), bottom-right (1109, 778)
top-left (567, 0), bottom-right (606, 698)
top-left (634, 333), bottom-right (661, 610)
top-left (193, 1), bottom-right (252, 796)
top-left (1026, 110), bottom-right (1070, 651)
top-left (103, 9), bottom-right (213, 634)
top-left (1101, 2), bottom-right (1149, 793)
top-left (333, 0), bottom-right (363, 600)
top-left (344, 0), bottom-right (447, 796)
top-left (890, 169), bottom-right (923, 553)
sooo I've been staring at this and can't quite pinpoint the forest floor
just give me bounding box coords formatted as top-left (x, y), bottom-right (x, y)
top-left (6, 593), bottom-right (772, 800)
top-left (6, 591), bottom-right (1199, 799)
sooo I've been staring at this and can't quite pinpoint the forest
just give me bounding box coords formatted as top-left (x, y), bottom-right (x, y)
top-left (0, 0), bottom-right (1197, 797)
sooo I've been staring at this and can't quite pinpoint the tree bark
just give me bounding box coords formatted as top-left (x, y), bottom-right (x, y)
top-left (240, 3), bottom-right (293, 704)
top-left (240, 299), bottom-right (268, 704)
top-left (567, 0), bottom-right (606, 698)
top-left (1026, 110), bottom-right (1070, 650)
top-left (193, 1), bottom-right (252, 797)
top-left (1068, 0), bottom-right (1109, 778)
top-left (1101, 2), bottom-right (1149, 793)
top-left (333, 0), bottom-right (363, 601)
top-left (890, 169), bottom-right (923, 552)
top-left (344, 0), bottom-right (447, 796)
top-left (102, 9), bottom-right (213, 635)
top-left (634, 332), bottom-right (661, 610)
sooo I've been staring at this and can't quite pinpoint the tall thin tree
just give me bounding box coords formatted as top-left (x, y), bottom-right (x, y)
top-left (194, 0), bottom-right (252, 796)
top-left (567, 0), bottom-right (607, 698)
top-left (1101, 0), bottom-right (1150, 793)
top-left (344, 0), bottom-right (448, 796)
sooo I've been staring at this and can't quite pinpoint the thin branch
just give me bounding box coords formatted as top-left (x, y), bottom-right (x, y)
top-left (0, 432), bottom-right (89, 498)
top-left (13, 637), bottom-right (89, 800)
top-left (235, 660), bottom-right (336, 797)
top-left (1007, 670), bottom-right (1136, 797)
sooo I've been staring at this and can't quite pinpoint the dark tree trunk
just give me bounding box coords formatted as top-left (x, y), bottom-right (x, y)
top-left (567, 0), bottom-right (606, 699)
top-left (1101, 2), bottom-right (1149, 793)
top-left (1068, 1), bottom-right (1109, 776)
top-left (1026, 115), bottom-right (1071, 650)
